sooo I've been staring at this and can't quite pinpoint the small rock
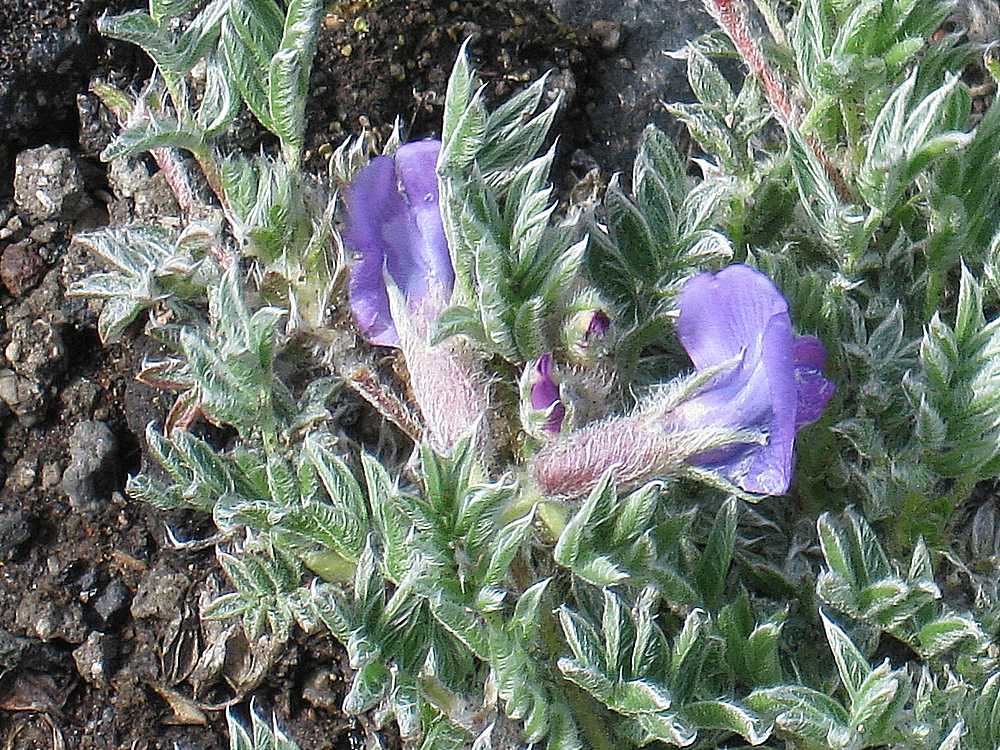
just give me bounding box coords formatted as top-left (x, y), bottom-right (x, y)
top-left (13, 146), bottom-right (89, 224)
top-left (0, 510), bottom-right (34, 562)
top-left (131, 566), bottom-right (189, 620)
top-left (0, 241), bottom-right (46, 296)
top-left (7, 456), bottom-right (37, 492)
top-left (41, 461), bottom-right (62, 488)
top-left (4, 317), bottom-right (65, 384)
top-left (59, 378), bottom-right (100, 420)
top-left (61, 420), bottom-right (117, 512)
top-left (77, 92), bottom-right (117, 160)
top-left (3, 214), bottom-right (25, 240)
top-left (0, 368), bottom-right (46, 426)
top-left (76, 567), bottom-right (99, 601)
top-left (107, 156), bottom-right (151, 201)
top-left (107, 157), bottom-right (180, 226)
top-left (16, 591), bottom-right (87, 643)
top-left (0, 629), bottom-right (30, 672)
top-left (546, 68), bottom-right (577, 116)
top-left (91, 579), bottom-right (131, 630)
top-left (5, 266), bottom-right (63, 326)
top-left (72, 632), bottom-right (117, 687)
top-left (590, 20), bottom-right (623, 53)
top-left (302, 667), bottom-right (340, 711)
top-left (29, 221), bottom-right (58, 244)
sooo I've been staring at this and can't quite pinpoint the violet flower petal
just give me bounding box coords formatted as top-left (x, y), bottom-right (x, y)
top-left (344, 140), bottom-right (454, 347)
top-left (344, 156), bottom-right (399, 345)
top-left (793, 336), bottom-right (836, 428)
top-left (792, 335), bottom-right (827, 370)
top-left (530, 353), bottom-right (566, 433)
top-left (674, 264), bottom-right (832, 495)
top-left (587, 310), bottom-right (611, 339)
top-left (677, 264), bottom-right (790, 368)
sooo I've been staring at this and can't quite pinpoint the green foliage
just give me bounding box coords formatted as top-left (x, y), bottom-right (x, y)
top-left (73, 0), bottom-right (1000, 748)
top-left (911, 265), bottom-right (1000, 483)
top-left (93, 0), bottom-right (335, 330)
top-left (206, 543), bottom-right (305, 641)
top-left (816, 510), bottom-right (987, 659)
top-left (227, 703), bottom-right (301, 750)
top-left (432, 46), bottom-right (592, 363)
top-left (664, 46), bottom-right (770, 177)
top-left (68, 224), bottom-right (219, 343)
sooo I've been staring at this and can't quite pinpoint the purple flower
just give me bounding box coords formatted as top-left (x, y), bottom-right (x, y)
top-left (342, 140), bottom-right (492, 457)
top-left (343, 140), bottom-right (454, 347)
top-left (527, 354), bottom-right (566, 434)
top-left (529, 264), bottom-right (835, 498)
top-left (671, 264), bottom-right (836, 493)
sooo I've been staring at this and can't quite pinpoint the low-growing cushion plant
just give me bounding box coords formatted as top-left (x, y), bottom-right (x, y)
top-left (73, 0), bottom-right (1000, 747)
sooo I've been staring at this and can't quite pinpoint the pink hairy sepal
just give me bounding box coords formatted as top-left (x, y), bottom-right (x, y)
top-left (529, 412), bottom-right (686, 498)
top-left (395, 292), bottom-right (493, 456)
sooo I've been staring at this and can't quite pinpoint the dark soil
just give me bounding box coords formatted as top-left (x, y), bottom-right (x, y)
top-left (0, 0), bottom-right (710, 747)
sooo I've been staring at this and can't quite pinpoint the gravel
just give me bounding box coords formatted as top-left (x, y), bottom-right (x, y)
top-left (91, 578), bottom-right (132, 630)
top-left (0, 509), bottom-right (34, 563)
top-left (0, 240), bottom-right (46, 296)
top-left (72, 631), bottom-right (118, 687)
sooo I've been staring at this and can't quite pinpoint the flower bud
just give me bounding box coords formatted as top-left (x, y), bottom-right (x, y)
top-left (562, 308), bottom-right (612, 365)
top-left (520, 353), bottom-right (567, 439)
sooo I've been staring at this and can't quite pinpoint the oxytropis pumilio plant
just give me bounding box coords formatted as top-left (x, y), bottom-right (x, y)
top-left (71, 0), bottom-right (1000, 749)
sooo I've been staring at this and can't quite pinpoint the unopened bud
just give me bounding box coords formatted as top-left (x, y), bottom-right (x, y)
top-left (520, 353), bottom-right (568, 439)
top-left (563, 308), bottom-right (611, 364)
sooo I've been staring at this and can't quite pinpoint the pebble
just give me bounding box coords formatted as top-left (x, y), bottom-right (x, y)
top-left (72, 632), bottom-right (117, 687)
top-left (61, 420), bottom-right (117, 512)
top-left (91, 578), bottom-right (132, 630)
top-left (590, 19), bottom-right (623, 52)
top-left (29, 221), bottom-right (58, 244)
top-left (42, 461), bottom-right (62, 488)
top-left (4, 317), bottom-right (66, 384)
top-left (0, 368), bottom-right (46, 426)
top-left (0, 510), bottom-right (34, 562)
top-left (131, 566), bottom-right (189, 620)
top-left (16, 591), bottom-right (87, 643)
top-left (13, 146), bottom-right (88, 224)
top-left (7, 456), bottom-right (37, 492)
top-left (0, 241), bottom-right (46, 296)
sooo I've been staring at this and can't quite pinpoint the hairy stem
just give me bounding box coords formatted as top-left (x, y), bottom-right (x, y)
top-left (706, 0), bottom-right (853, 201)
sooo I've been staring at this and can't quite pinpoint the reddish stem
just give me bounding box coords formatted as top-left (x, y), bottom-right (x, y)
top-left (707, 0), bottom-right (853, 201)
top-left (710, 0), bottom-right (797, 125)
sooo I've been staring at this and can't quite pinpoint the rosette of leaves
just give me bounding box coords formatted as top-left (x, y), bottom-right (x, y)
top-left (233, 437), bottom-right (583, 749)
top-left (430, 45), bottom-right (593, 364)
top-left (95, 0), bottom-right (338, 330)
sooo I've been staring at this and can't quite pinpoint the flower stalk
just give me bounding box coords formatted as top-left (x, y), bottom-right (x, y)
top-left (705, 0), bottom-right (853, 201)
